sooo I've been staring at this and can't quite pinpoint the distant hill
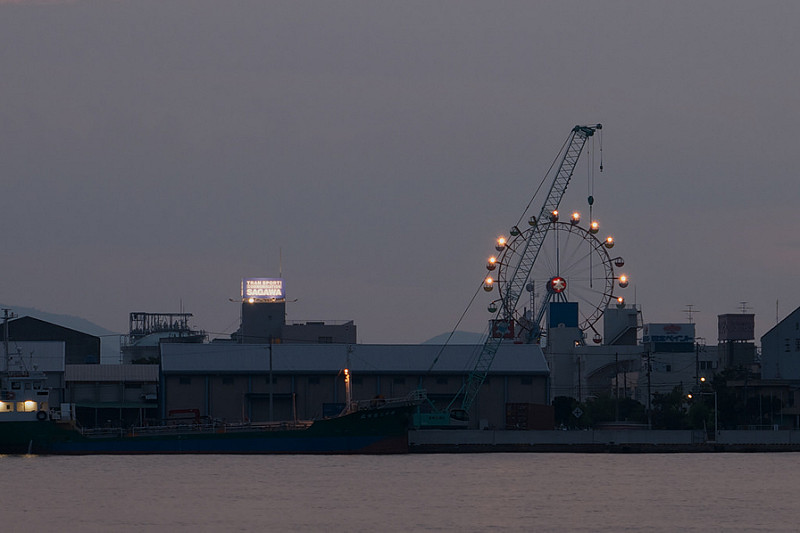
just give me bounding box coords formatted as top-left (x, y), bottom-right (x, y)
top-left (422, 330), bottom-right (486, 345)
top-left (0, 304), bottom-right (122, 363)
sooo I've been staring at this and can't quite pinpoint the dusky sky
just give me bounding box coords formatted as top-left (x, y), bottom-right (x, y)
top-left (1, 1), bottom-right (798, 345)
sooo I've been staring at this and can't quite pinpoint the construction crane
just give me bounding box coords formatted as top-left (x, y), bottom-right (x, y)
top-left (447, 124), bottom-right (602, 422)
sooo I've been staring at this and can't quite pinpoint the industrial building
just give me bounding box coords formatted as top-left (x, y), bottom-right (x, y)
top-left (5, 316), bottom-right (100, 364)
top-left (160, 342), bottom-right (550, 430)
top-left (545, 304), bottom-right (753, 405)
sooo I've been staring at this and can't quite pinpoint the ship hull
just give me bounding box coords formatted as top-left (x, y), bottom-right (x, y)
top-left (0, 405), bottom-right (413, 455)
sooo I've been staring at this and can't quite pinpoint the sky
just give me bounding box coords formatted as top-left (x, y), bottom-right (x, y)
top-left (1, 0), bottom-right (798, 346)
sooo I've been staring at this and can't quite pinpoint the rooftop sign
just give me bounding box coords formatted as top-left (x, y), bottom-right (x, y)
top-left (241, 278), bottom-right (285, 301)
top-left (643, 323), bottom-right (695, 344)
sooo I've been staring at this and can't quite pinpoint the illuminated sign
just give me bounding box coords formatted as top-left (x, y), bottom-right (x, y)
top-left (242, 278), bottom-right (285, 300)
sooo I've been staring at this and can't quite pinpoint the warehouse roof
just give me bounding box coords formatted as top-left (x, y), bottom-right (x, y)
top-left (160, 343), bottom-right (549, 375)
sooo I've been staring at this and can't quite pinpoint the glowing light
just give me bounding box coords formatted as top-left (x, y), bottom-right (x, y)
top-left (248, 297), bottom-right (255, 304)
top-left (687, 393), bottom-right (693, 399)
top-left (604, 236), bottom-right (615, 248)
top-left (571, 212), bottom-right (580, 225)
top-left (495, 237), bottom-right (507, 252)
top-left (700, 377), bottom-right (706, 382)
top-left (589, 221), bottom-right (600, 234)
top-left (550, 210), bottom-right (559, 222)
top-left (486, 256), bottom-right (498, 271)
top-left (618, 274), bottom-right (629, 288)
top-left (483, 277), bottom-right (495, 292)
top-left (24, 400), bottom-right (36, 412)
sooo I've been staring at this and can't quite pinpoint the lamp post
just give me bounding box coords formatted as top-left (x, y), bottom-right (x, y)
top-left (688, 381), bottom-right (718, 442)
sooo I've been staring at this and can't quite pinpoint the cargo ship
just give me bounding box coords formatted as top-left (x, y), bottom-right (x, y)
top-left (1, 369), bottom-right (421, 455)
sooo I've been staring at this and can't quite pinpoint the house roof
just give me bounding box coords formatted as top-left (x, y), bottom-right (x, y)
top-left (9, 316), bottom-right (100, 342)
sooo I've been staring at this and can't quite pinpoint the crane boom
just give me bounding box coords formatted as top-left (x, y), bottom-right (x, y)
top-left (449, 124), bottom-right (601, 421)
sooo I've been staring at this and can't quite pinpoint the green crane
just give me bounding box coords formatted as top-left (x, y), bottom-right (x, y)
top-left (447, 124), bottom-right (602, 423)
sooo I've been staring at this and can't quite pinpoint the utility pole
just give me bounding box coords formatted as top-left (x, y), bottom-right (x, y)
top-left (646, 349), bottom-right (652, 429)
top-left (695, 342), bottom-right (700, 389)
top-left (615, 352), bottom-right (619, 421)
top-left (268, 336), bottom-right (274, 423)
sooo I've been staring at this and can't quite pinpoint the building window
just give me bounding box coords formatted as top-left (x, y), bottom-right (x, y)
top-left (666, 365), bottom-right (672, 372)
top-left (179, 377), bottom-right (191, 385)
top-left (521, 377), bottom-right (533, 385)
top-left (318, 336), bottom-right (333, 344)
top-left (393, 377), bottom-right (405, 385)
top-left (786, 339), bottom-right (791, 352)
top-left (308, 377), bottom-right (320, 385)
top-left (222, 377), bottom-right (234, 385)
top-left (436, 377), bottom-right (448, 385)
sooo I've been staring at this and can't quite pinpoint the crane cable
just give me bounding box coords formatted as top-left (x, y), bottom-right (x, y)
top-left (425, 279), bottom-right (485, 374)
top-left (514, 134), bottom-right (573, 229)
top-left (427, 132), bottom-right (574, 376)
top-left (425, 130), bottom-right (593, 377)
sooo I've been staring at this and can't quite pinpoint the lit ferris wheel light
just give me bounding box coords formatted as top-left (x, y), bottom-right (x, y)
top-left (495, 237), bottom-right (507, 251)
top-left (589, 221), bottom-right (600, 234)
top-left (616, 296), bottom-right (625, 307)
top-left (549, 210), bottom-right (559, 222)
top-left (618, 274), bottom-right (629, 288)
top-left (570, 212), bottom-right (580, 225)
top-left (483, 277), bottom-right (495, 291)
top-left (486, 256), bottom-right (498, 271)
top-left (604, 236), bottom-right (615, 248)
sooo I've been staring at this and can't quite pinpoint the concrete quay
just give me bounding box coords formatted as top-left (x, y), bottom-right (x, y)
top-left (409, 429), bottom-right (800, 453)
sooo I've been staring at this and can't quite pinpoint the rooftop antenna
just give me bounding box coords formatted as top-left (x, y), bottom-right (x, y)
top-left (739, 301), bottom-right (751, 314)
top-left (279, 247), bottom-right (283, 278)
top-left (683, 304), bottom-right (697, 324)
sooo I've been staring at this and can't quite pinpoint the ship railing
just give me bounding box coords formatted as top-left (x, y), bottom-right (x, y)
top-left (352, 389), bottom-right (427, 411)
top-left (81, 420), bottom-right (316, 438)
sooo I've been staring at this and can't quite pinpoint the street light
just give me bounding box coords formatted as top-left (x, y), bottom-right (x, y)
top-left (688, 385), bottom-right (718, 441)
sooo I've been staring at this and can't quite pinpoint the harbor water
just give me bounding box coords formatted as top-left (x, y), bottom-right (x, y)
top-left (2, 452), bottom-right (798, 532)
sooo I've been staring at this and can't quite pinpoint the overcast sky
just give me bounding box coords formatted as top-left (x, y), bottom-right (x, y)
top-left (1, 0), bottom-right (798, 346)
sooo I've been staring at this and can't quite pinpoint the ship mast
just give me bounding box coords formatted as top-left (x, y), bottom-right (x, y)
top-left (2, 309), bottom-right (15, 374)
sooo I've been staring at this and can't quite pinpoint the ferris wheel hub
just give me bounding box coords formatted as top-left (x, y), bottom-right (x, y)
top-left (548, 276), bottom-right (567, 294)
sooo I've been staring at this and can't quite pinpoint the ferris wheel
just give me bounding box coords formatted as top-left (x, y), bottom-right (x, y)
top-left (485, 209), bottom-right (629, 344)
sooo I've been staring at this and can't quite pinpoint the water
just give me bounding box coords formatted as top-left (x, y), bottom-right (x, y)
top-left (2, 453), bottom-right (798, 532)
